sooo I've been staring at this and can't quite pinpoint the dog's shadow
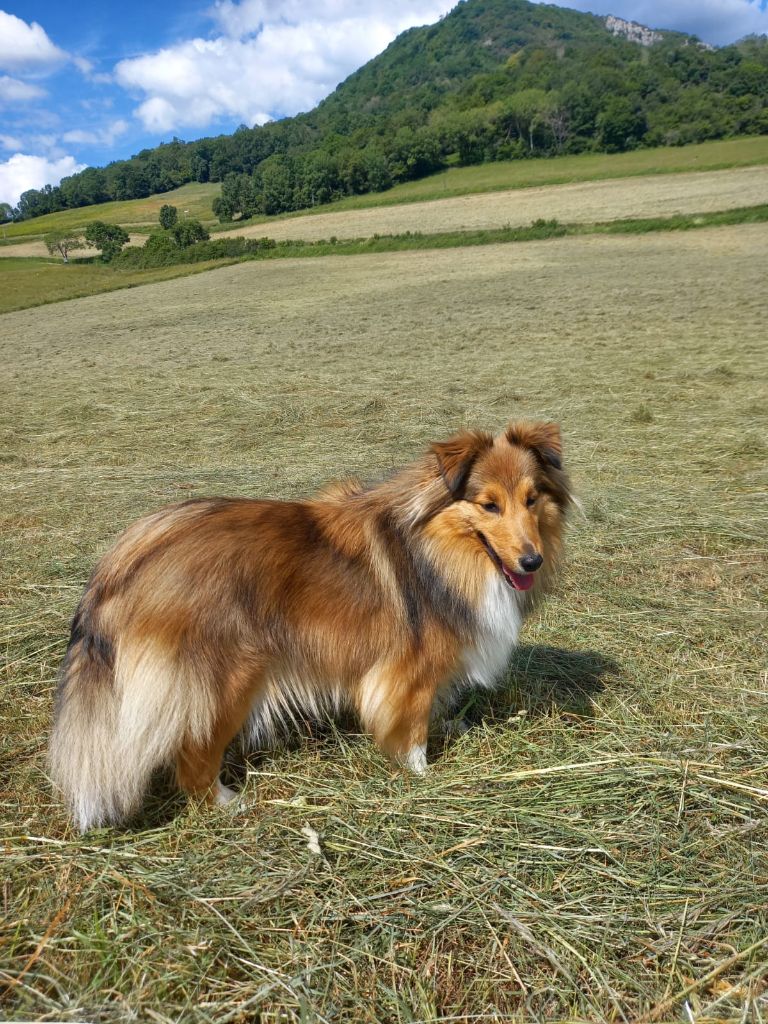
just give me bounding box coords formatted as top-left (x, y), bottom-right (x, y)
top-left (446, 643), bottom-right (618, 737)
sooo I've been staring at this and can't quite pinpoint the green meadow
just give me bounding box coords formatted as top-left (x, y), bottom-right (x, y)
top-left (0, 182), bottom-right (220, 241)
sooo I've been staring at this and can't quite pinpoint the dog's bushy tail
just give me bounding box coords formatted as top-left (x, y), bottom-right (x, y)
top-left (49, 627), bottom-right (215, 832)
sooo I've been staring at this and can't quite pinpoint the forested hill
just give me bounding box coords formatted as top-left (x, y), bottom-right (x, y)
top-left (13, 0), bottom-right (768, 222)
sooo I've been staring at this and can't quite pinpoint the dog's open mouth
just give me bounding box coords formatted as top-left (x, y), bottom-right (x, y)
top-left (477, 533), bottom-right (536, 592)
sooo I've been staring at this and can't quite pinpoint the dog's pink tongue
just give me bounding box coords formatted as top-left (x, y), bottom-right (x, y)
top-left (503, 566), bottom-right (536, 591)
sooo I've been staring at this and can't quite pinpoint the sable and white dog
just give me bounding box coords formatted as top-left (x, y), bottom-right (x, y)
top-left (50, 420), bottom-right (571, 831)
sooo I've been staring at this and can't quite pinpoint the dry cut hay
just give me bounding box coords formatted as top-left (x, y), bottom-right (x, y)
top-left (1, 223), bottom-right (767, 1022)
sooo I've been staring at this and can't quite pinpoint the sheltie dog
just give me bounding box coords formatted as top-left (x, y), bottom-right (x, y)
top-left (50, 420), bottom-right (571, 831)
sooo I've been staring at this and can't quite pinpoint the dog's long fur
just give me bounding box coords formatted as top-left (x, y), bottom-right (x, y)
top-left (50, 421), bottom-right (571, 831)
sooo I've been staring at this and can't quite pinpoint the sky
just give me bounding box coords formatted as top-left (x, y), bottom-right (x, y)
top-left (2, 0), bottom-right (767, 207)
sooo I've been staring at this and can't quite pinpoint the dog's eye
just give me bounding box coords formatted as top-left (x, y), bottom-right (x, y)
top-left (526, 494), bottom-right (538, 508)
top-left (481, 501), bottom-right (500, 514)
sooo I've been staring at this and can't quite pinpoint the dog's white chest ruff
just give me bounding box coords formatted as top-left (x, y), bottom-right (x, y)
top-left (462, 574), bottom-right (523, 689)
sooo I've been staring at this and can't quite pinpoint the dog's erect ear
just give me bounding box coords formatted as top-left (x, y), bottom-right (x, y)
top-left (505, 421), bottom-right (563, 470)
top-left (431, 429), bottom-right (493, 499)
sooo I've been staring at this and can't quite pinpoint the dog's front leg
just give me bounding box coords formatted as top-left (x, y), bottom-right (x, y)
top-left (357, 659), bottom-right (445, 775)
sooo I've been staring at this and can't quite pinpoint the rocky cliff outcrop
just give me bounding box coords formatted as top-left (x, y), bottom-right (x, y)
top-left (605, 15), bottom-right (663, 47)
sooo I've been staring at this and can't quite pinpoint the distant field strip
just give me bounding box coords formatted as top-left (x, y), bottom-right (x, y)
top-left (219, 165), bottom-right (768, 242)
top-left (0, 233), bottom-right (149, 260)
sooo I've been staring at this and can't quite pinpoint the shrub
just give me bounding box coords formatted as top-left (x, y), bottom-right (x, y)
top-left (159, 204), bottom-right (178, 230)
top-left (113, 234), bottom-right (277, 269)
top-left (84, 221), bottom-right (130, 262)
top-left (172, 219), bottom-right (209, 248)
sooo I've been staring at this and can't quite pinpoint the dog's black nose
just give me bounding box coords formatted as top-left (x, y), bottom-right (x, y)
top-left (519, 553), bottom-right (543, 573)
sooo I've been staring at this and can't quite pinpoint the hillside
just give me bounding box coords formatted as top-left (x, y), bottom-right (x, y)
top-left (0, 182), bottom-right (219, 241)
top-left (12, 0), bottom-right (768, 223)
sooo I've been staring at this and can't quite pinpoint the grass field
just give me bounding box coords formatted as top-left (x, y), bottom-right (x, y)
top-left (11, 162), bottom-right (767, 261)
top-left (2, 135), bottom-right (767, 248)
top-left (3, 163), bottom-right (765, 313)
top-left (0, 256), bottom-right (242, 314)
top-left (0, 233), bottom-right (149, 261)
top-left (1, 222), bottom-right (766, 1021)
top-left (0, 182), bottom-right (219, 241)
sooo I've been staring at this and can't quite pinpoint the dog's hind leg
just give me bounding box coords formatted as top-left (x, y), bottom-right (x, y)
top-left (176, 663), bottom-right (264, 806)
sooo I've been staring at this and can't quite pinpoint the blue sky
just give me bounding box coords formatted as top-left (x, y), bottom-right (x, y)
top-left (2, 0), bottom-right (767, 207)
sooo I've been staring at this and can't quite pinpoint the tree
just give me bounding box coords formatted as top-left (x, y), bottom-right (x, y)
top-left (504, 89), bottom-right (551, 153)
top-left (258, 154), bottom-right (295, 215)
top-left (84, 221), bottom-right (130, 262)
top-left (171, 219), bottom-right (209, 247)
top-left (212, 172), bottom-right (260, 221)
top-left (159, 204), bottom-right (178, 230)
top-left (44, 230), bottom-right (84, 263)
top-left (596, 97), bottom-right (647, 152)
top-left (0, 202), bottom-right (12, 222)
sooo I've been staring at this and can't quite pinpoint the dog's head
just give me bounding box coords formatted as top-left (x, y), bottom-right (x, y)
top-left (430, 421), bottom-right (571, 591)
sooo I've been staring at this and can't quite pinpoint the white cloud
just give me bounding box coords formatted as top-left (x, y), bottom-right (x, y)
top-left (0, 132), bottom-right (22, 150)
top-left (73, 56), bottom-right (94, 75)
top-left (540, 0), bottom-right (768, 46)
top-left (0, 10), bottom-right (68, 73)
top-left (0, 75), bottom-right (47, 103)
top-left (73, 55), bottom-right (113, 84)
top-left (61, 119), bottom-right (129, 146)
top-left (115, 1), bottom-right (454, 133)
top-left (210, 0), bottom-right (453, 38)
top-left (0, 153), bottom-right (85, 207)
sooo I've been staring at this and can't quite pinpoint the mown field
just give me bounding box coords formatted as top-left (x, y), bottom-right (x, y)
top-left (1, 221), bottom-right (766, 1022)
top-left (2, 163), bottom-right (767, 314)
top-left (219, 165), bottom-right (768, 243)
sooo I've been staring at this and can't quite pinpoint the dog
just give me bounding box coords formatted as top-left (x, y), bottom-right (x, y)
top-left (49, 420), bottom-right (571, 831)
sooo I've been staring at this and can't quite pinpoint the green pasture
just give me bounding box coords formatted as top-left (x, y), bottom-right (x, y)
top-left (0, 182), bottom-right (221, 242)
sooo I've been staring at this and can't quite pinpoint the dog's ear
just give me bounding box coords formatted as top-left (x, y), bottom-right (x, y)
top-left (431, 430), bottom-right (493, 499)
top-left (505, 420), bottom-right (563, 470)
top-left (506, 420), bottom-right (571, 510)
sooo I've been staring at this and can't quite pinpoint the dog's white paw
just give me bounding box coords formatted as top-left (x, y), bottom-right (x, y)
top-left (403, 743), bottom-right (428, 775)
top-left (215, 781), bottom-right (238, 806)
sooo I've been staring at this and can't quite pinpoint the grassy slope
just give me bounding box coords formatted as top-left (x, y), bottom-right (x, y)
top-left (218, 166), bottom-right (768, 243)
top-left (1, 225), bottom-right (767, 1022)
top-left (0, 182), bottom-right (220, 241)
top-left (3, 135), bottom-right (768, 246)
